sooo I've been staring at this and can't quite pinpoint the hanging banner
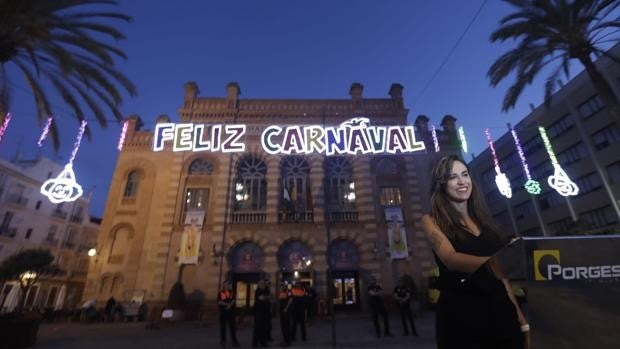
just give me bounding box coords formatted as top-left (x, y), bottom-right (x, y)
top-left (184, 210), bottom-right (205, 227)
top-left (384, 206), bottom-right (408, 259)
top-left (179, 224), bottom-right (201, 265)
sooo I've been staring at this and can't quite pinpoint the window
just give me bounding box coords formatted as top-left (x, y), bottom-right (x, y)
top-left (376, 159), bottom-right (398, 176)
top-left (379, 187), bottom-right (401, 206)
top-left (522, 135), bottom-right (543, 155)
top-left (35, 200), bottom-right (41, 210)
top-left (582, 206), bottom-right (618, 228)
top-left (591, 124), bottom-right (620, 150)
top-left (281, 156), bottom-right (312, 212)
top-left (233, 156), bottom-right (266, 211)
top-left (123, 171), bottom-right (140, 198)
top-left (325, 157), bottom-right (356, 210)
top-left (538, 190), bottom-right (564, 210)
top-left (556, 142), bottom-right (586, 166)
top-left (578, 94), bottom-right (604, 118)
top-left (46, 225), bottom-right (58, 243)
top-left (575, 172), bottom-right (602, 194)
top-left (514, 201), bottom-right (534, 220)
top-left (531, 161), bottom-right (553, 179)
top-left (25, 228), bottom-right (33, 239)
top-left (546, 113), bottom-right (574, 139)
top-left (189, 158), bottom-right (214, 175)
top-left (0, 211), bottom-right (14, 231)
top-left (607, 161), bottom-right (620, 183)
top-left (185, 188), bottom-right (209, 210)
top-left (548, 218), bottom-right (572, 235)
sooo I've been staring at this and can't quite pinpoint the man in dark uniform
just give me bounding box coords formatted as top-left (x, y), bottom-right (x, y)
top-left (278, 282), bottom-right (293, 347)
top-left (290, 281), bottom-right (307, 342)
top-left (394, 277), bottom-right (419, 336)
top-left (265, 279), bottom-right (274, 342)
top-left (368, 276), bottom-right (391, 338)
top-left (218, 281), bottom-right (240, 347)
top-left (253, 279), bottom-right (271, 347)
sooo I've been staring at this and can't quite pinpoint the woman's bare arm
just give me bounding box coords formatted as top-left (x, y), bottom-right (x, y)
top-left (421, 214), bottom-right (490, 273)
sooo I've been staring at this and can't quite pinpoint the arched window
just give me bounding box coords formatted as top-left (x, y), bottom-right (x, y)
top-left (281, 156), bottom-right (312, 215)
top-left (325, 157), bottom-right (356, 210)
top-left (188, 158), bottom-right (214, 175)
top-left (123, 171), bottom-right (140, 198)
top-left (234, 156), bottom-right (267, 211)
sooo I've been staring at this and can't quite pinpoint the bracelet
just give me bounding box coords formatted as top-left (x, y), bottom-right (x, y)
top-left (520, 324), bottom-right (530, 333)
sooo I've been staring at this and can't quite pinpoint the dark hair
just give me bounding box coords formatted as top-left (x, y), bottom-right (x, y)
top-left (429, 155), bottom-right (500, 241)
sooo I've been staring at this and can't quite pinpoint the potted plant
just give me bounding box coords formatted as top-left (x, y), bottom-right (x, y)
top-left (0, 249), bottom-right (62, 348)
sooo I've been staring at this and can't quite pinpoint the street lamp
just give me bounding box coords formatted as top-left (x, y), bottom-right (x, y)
top-left (87, 248), bottom-right (97, 257)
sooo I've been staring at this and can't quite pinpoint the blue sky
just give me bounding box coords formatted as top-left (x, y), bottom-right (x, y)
top-left (0, 0), bottom-right (592, 216)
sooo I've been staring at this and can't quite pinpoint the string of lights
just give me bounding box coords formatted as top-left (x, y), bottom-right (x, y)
top-left (508, 123), bottom-right (541, 195)
top-left (485, 128), bottom-right (512, 198)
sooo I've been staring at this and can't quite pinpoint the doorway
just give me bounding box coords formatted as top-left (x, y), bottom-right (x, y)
top-left (332, 270), bottom-right (360, 311)
top-left (232, 272), bottom-right (260, 312)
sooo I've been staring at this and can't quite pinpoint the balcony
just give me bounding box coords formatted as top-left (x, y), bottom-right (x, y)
top-left (279, 211), bottom-right (314, 223)
top-left (0, 227), bottom-right (17, 238)
top-left (5, 194), bottom-right (28, 207)
top-left (51, 209), bottom-right (68, 220)
top-left (69, 215), bottom-right (83, 223)
top-left (328, 211), bottom-right (359, 223)
top-left (232, 211), bottom-right (266, 224)
top-left (44, 236), bottom-right (59, 246)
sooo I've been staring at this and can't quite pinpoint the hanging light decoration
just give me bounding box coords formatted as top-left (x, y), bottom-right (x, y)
top-left (37, 116), bottom-right (53, 147)
top-left (538, 126), bottom-right (579, 197)
top-left (117, 120), bottom-right (128, 151)
top-left (0, 113), bottom-right (12, 143)
top-left (458, 126), bottom-right (468, 153)
top-left (40, 121), bottom-right (87, 203)
top-left (485, 128), bottom-right (512, 198)
top-left (431, 124), bottom-right (440, 152)
top-left (508, 123), bottom-right (541, 195)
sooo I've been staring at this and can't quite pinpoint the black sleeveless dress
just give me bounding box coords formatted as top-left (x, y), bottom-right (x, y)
top-left (434, 227), bottom-right (523, 349)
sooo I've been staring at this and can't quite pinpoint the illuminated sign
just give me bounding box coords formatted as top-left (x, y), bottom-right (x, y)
top-left (539, 126), bottom-right (579, 196)
top-left (485, 128), bottom-right (512, 198)
top-left (40, 164), bottom-right (84, 204)
top-left (534, 249), bottom-right (620, 281)
top-left (153, 117), bottom-right (426, 155)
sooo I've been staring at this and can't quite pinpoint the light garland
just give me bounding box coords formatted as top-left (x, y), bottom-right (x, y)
top-left (118, 120), bottom-right (128, 151)
top-left (40, 121), bottom-right (87, 203)
top-left (0, 113), bottom-right (12, 143)
top-left (431, 124), bottom-right (440, 152)
top-left (458, 126), bottom-right (468, 153)
top-left (37, 117), bottom-right (53, 147)
top-left (508, 124), bottom-right (541, 195)
top-left (538, 126), bottom-right (579, 196)
top-left (485, 128), bottom-right (512, 198)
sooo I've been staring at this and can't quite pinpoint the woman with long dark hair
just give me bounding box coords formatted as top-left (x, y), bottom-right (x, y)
top-left (422, 155), bottom-right (530, 349)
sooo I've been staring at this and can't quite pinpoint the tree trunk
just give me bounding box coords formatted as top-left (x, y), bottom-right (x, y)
top-left (578, 54), bottom-right (620, 126)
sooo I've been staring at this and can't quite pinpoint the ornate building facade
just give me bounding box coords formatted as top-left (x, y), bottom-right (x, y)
top-left (83, 82), bottom-right (461, 312)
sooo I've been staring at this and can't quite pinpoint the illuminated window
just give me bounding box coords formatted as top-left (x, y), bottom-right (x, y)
top-left (379, 187), bottom-right (401, 206)
top-left (325, 157), bottom-right (355, 210)
top-left (123, 171), bottom-right (140, 198)
top-left (281, 156), bottom-right (312, 212)
top-left (234, 156), bottom-right (266, 211)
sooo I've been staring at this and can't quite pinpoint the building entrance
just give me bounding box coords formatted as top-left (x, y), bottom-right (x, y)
top-left (232, 272), bottom-right (260, 311)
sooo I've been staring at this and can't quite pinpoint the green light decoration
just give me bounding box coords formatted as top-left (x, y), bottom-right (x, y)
top-left (538, 126), bottom-right (579, 197)
top-left (508, 123), bottom-right (541, 195)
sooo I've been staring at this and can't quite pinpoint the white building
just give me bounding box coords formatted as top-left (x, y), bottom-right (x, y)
top-left (0, 156), bottom-right (99, 312)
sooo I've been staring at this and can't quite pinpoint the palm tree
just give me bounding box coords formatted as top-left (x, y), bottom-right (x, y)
top-left (0, 0), bottom-right (137, 149)
top-left (488, 0), bottom-right (620, 115)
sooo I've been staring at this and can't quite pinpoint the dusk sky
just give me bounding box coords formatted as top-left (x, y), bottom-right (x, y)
top-left (0, 0), bottom-right (594, 216)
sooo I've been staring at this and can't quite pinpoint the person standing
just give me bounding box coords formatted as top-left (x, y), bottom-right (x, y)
top-left (218, 281), bottom-right (240, 347)
top-left (278, 282), bottom-right (293, 347)
top-left (394, 277), bottom-right (418, 336)
top-left (104, 296), bottom-right (116, 322)
top-left (305, 285), bottom-right (316, 323)
top-left (265, 279), bottom-right (274, 342)
top-left (253, 279), bottom-right (271, 347)
top-left (290, 281), bottom-right (307, 342)
top-left (368, 277), bottom-right (391, 338)
top-left (422, 155), bottom-right (529, 349)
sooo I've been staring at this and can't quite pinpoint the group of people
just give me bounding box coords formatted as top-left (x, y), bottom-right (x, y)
top-left (217, 279), bottom-right (315, 348)
top-left (367, 276), bottom-right (419, 338)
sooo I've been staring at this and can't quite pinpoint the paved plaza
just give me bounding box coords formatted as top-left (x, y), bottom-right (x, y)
top-left (35, 312), bottom-right (437, 349)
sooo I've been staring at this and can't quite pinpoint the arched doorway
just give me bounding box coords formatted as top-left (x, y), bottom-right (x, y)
top-left (328, 239), bottom-right (361, 311)
top-left (229, 241), bottom-right (263, 311)
top-left (277, 240), bottom-right (313, 287)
